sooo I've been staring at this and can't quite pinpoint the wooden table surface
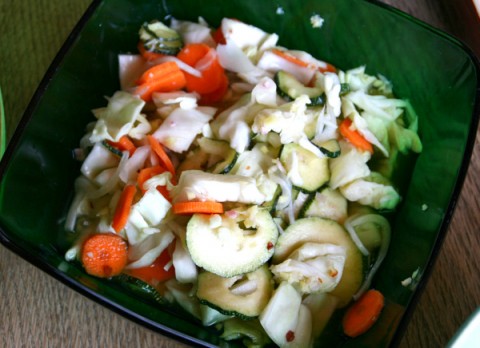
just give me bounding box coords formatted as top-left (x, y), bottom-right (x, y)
top-left (0, 1), bottom-right (479, 347)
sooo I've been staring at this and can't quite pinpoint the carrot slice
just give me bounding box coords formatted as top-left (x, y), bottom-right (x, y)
top-left (339, 118), bottom-right (374, 154)
top-left (134, 71), bottom-right (186, 101)
top-left (134, 62), bottom-right (186, 101)
top-left (136, 61), bottom-right (179, 85)
top-left (112, 184), bottom-right (137, 233)
top-left (106, 135), bottom-right (136, 156)
top-left (177, 43), bottom-right (210, 66)
top-left (81, 233), bottom-right (128, 278)
top-left (212, 27), bottom-right (226, 45)
top-left (147, 135), bottom-right (176, 179)
top-left (172, 201), bottom-right (224, 215)
top-left (137, 41), bottom-right (165, 61)
top-left (127, 247), bottom-right (175, 285)
top-left (342, 289), bottom-right (385, 338)
top-left (177, 43), bottom-right (225, 94)
top-left (199, 73), bottom-right (229, 105)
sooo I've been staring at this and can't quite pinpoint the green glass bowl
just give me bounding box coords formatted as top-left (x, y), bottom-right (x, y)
top-left (0, 0), bottom-right (478, 346)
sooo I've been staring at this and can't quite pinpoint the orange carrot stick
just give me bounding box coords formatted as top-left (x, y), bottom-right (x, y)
top-left (339, 118), bottom-right (374, 154)
top-left (134, 71), bottom-right (186, 101)
top-left (172, 201), bottom-right (224, 215)
top-left (272, 49), bottom-right (311, 68)
top-left (81, 233), bottom-right (128, 278)
top-left (318, 62), bottom-right (337, 73)
top-left (136, 61), bottom-right (179, 85)
top-left (272, 48), bottom-right (337, 73)
top-left (127, 247), bottom-right (175, 285)
top-left (342, 289), bottom-right (385, 338)
top-left (112, 184), bottom-right (137, 233)
top-left (134, 62), bottom-right (186, 101)
top-left (147, 135), bottom-right (176, 179)
top-left (177, 43), bottom-right (225, 94)
top-left (136, 165), bottom-right (171, 200)
top-left (106, 135), bottom-right (137, 156)
top-left (137, 165), bottom-right (167, 193)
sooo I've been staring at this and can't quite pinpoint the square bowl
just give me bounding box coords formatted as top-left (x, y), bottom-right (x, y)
top-left (0, 0), bottom-right (479, 346)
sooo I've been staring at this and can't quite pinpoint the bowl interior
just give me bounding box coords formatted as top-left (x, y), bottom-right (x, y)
top-left (0, 0), bottom-right (478, 346)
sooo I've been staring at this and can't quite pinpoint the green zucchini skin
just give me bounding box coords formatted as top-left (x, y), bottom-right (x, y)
top-left (279, 142), bottom-right (330, 193)
top-left (139, 20), bottom-right (183, 55)
top-left (196, 265), bottom-right (274, 319)
top-left (112, 274), bottom-right (168, 305)
top-left (316, 139), bottom-right (341, 158)
top-left (102, 140), bottom-right (123, 157)
top-left (197, 137), bottom-right (239, 174)
top-left (274, 70), bottom-right (326, 106)
top-left (298, 187), bottom-right (348, 223)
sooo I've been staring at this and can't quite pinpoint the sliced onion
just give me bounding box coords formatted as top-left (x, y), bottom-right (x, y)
top-left (350, 214), bottom-right (391, 299)
top-left (257, 50), bottom-right (315, 85)
top-left (119, 145), bottom-right (150, 183)
top-left (87, 151), bottom-right (129, 199)
top-left (269, 162), bottom-right (294, 225)
top-left (216, 40), bottom-right (257, 74)
top-left (65, 176), bottom-right (96, 231)
top-left (195, 47), bottom-right (217, 71)
top-left (344, 214), bottom-right (370, 257)
top-left (127, 229), bottom-right (175, 269)
top-left (152, 56), bottom-right (202, 77)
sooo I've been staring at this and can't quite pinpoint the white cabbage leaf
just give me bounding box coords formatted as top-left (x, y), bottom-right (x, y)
top-left (126, 228), bottom-right (175, 269)
top-left (329, 140), bottom-right (371, 189)
top-left (171, 170), bottom-right (266, 204)
top-left (340, 172), bottom-right (401, 210)
top-left (152, 106), bottom-right (217, 153)
top-left (90, 91), bottom-right (145, 143)
top-left (270, 242), bottom-right (346, 294)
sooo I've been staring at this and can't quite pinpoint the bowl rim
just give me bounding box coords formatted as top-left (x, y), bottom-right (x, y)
top-left (0, 0), bottom-right (479, 346)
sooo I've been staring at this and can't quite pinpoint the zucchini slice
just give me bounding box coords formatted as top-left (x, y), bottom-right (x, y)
top-left (197, 137), bottom-right (239, 174)
top-left (272, 217), bottom-right (363, 307)
top-left (186, 206), bottom-right (279, 277)
top-left (112, 274), bottom-right (168, 305)
top-left (280, 143), bottom-right (330, 193)
top-left (275, 70), bottom-right (326, 106)
top-left (314, 139), bottom-right (341, 158)
top-left (139, 20), bottom-right (183, 55)
top-left (196, 265), bottom-right (273, 319)
top-left (299, 187), bottom-right (348, 223)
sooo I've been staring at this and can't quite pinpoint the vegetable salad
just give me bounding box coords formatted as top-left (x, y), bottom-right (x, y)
top-left (65, 17), bottom-right (422, 347)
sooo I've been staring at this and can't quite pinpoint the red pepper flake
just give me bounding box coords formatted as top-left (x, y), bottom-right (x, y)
top-left (329, 268), bottom-right (338, 277)
top-left (286, 330), bottom-right (295, 342)
top-left (267, 241), bottom-right (274, 250)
